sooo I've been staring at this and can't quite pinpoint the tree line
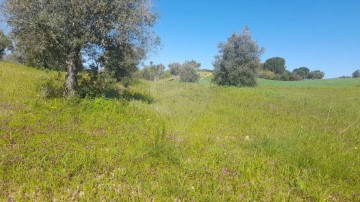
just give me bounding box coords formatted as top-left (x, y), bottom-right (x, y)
top-left (139, 60), bottom-right (201, 83)
top-left (260, 58), bottom-right (325, 81)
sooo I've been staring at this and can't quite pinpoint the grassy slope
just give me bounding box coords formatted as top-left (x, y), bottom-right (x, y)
top-left (1, 61), bottom-right (360, 201)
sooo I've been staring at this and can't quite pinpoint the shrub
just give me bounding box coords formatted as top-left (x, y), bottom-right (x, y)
top-left (39, 72), bottom-right (63, 99)
top-left (179, 64), bottom-right (199, 83)
top-left (307, 70), bottom-right (325, 80)
top-left (139, 63), bottom-right (165, 81)
top-left (168, 60), bottom-right (201, 83)
top-left (160, 70), bottom-right (172, 79)
top-left (258, 69), bottom-right (276, 80)
top-left (78, 71), bottom-right (120, 99)
top-left (168, 62), bottom-right (182, 76)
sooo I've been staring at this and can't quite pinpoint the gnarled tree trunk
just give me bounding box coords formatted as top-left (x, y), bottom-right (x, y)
top-left (64, 50), bottom-right (82, 97)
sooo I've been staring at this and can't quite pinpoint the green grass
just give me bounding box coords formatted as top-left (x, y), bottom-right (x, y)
top-left (258, 77), bottom-right (360, 88)
top-left (1, 61), bottom-right (360, 201)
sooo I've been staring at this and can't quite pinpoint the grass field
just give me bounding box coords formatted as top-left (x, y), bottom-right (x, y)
top-left (1, 61), bottom-right (360, 201)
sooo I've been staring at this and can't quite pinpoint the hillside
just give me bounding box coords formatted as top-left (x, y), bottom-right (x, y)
top-left (1, 62), bottom-right (360, 201)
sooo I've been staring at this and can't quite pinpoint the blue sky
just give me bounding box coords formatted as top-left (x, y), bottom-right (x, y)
top-left (148, 0), bottom-right (360, 78)
top-left (1, 0), bottom-right (359, 78)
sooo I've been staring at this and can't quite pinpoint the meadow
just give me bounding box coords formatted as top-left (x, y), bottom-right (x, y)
top-left (1, 61), bottom-right (359, 201)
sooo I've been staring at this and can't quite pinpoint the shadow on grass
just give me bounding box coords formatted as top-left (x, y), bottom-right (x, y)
top-left (102, 88), bottom-right (154, 104)
top-left (119, 89), bottom-right (154, 104)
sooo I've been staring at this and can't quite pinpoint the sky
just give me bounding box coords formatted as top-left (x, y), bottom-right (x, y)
top-left (147, 0), bottom-right (360, 78)
top-left (1, 0), bottom-right (359, 78)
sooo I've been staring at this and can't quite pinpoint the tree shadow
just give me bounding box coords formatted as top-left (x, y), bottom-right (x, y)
top-left (104, 89), bottom-right (154, 104)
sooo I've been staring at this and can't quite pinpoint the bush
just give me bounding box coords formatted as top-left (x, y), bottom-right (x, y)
top-left (168, 62), bottom-right (182, 76)
top-left (39, 72), bottom-right (63, 98)
top-left (179, 64), bottom-right (199, 83)
top-left (78, 71), bottom-right (120, 99)
top-left (139, 63), bottom-right (165, 81)
top-left (289, 73), bottom-right (303, 81)
top-left (258, 69), bottom-right (276, 80)
top-left (160, 70), bottom-right (172, 79)
top-left (307, 70), bottom-right (325, 80)
top-left (167, 60), bottom-right (201, 83)
top-left (339, 76), bottom-right (351, 79)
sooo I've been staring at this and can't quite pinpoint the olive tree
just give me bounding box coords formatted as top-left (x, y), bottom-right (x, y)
top-left (168, 62), bottom-right (182, 76)
top-left (213, 26), bottom-right (264, 87)
top-left (140, 62), bottom-right (165, 81)
top-left (2, 0), bottom-right (159, 97)
top-left (179, 60), bottom-right (200, 83)
top-left (352, 69), bottom-right (360, 78)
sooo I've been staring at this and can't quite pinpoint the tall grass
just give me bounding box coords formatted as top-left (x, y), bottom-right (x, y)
top-left (1, 61), bottom-right (359, 201)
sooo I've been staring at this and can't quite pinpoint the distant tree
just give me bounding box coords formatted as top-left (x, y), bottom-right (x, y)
top-left (278, 70), bottom-right (291, 81)
top-left (168, 62), bottom-right (182, 76)
top-left (213, 26), bottom-right (264, 87)
top-left (179, 61), bottom-right (200, 83)
top-left (292, 67), bottom-right (310, 79)
top-left (307, 70), bottom-right (325, 80)
top-left (3, 0), bottom-right (159, 97)
top-left (352, 69), bottom-right (360, 78)
top-left (140, 62), bottom-right (165, 81)
top-left (289, 73), bottom-right (302, 81)
top-left (0, 30), bottom-right (12, 59)
top-left (100, 43), bottom-right (143, 82)
top-left (185, 60), bottom-right (201, 69)
top-left (1, 52), bottom-right (24, 64)
top-left (263, 57), bottom-right (286, 74)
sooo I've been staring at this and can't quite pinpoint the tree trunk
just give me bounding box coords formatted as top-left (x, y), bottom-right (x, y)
top-left (64, 50), bottom-right (81, 97)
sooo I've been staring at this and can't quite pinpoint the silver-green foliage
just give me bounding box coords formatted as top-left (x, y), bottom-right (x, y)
top-left (213, 26), bottom-right (264, 87)
top-left (2, 0), bottom-right (159, 96)
top-left (352, 69), bottom-right (360, 78)
top-left (179, 61), bottom-right (200, 83)
top-left (168, 60), bottom-right (200, 83)
top-left (140, 62), bottom-right (165, 81)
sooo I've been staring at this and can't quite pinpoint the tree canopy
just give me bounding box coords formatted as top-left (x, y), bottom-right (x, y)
top-left (179, 60), bottom-right (200, 83)
top-left (2, 0), bottom-right (159, 97)
top-left (352, 69), bottom-right (360, 78)
top-left (140, 62), bottom-right (165, 81)
top-left (292, 67), bottom-right (310, 79)
top-left (307, 70), bottom-right (325, 80)
top-left (263, 57), bottom-right (286, 74)
top-left (213, 26), bottom-right (264, 87)
top-left (168, 62), bottom-right (182, 76)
